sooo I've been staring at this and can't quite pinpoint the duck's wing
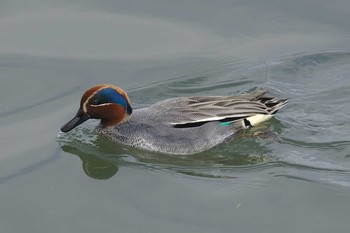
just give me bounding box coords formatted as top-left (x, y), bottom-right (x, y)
top-left (152, 89), bottom-right (288, 128)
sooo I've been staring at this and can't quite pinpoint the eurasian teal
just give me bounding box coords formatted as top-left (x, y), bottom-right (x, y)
top-left (61, 84), bottom-right (288, 155)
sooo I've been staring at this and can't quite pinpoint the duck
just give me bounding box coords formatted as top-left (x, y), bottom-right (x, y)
top-left (61, 84), bottom-right (288, 155)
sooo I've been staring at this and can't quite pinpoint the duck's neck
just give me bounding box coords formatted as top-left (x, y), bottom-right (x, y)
top-left (100, 113), bottom-right (131, 128)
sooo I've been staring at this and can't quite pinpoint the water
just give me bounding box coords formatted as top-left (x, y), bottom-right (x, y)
top-left (1, 1), bottom-right (350, 232)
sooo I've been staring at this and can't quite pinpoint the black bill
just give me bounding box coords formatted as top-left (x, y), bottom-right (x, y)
top-left (61, 108), bottom-right (90, 132)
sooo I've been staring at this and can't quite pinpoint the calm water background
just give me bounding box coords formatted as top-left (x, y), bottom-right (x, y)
top-left (1, 0), bottom-right (350, 232)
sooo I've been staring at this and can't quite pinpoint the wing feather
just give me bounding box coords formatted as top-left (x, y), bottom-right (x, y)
top-left (149, 90), bottom-right (287, 126)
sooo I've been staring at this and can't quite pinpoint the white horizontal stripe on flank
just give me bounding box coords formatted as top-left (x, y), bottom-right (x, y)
top-left (170, 114), bottom-right (253, 125)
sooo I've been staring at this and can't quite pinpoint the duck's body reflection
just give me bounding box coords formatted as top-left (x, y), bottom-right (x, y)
top-left (59, 126), bottom-right (276, 180)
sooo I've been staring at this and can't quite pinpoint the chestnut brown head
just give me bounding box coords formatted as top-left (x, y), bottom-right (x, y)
top-left (61, 84), bottom-right (132, 132)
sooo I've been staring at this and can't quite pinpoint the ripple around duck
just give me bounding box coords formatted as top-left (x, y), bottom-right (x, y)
top-left (57, 50), bottom-right (350, 184)
top-left (282, 138), bottom-right (350, 151)
top-left (127, 55), bottom-right (249, 102)
top-left (57, 121), bottom-right (286, 180)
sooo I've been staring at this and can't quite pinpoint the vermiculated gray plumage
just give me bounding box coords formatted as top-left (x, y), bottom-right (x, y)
top-left (98, 89), bottom-right (288, 155)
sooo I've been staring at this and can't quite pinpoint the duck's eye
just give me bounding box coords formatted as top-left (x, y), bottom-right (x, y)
top-left (90, 99), bottom-right (101, 105)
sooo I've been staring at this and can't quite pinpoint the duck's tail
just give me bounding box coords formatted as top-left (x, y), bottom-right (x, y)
top-left (242, 90), bottom-right (288, 128)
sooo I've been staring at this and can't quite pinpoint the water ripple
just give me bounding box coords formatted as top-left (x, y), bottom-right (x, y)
top-left (56, 50), bottom-right (350, 186)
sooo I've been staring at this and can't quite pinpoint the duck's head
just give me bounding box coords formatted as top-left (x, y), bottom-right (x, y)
top-left (61, 84), bottom-right (132, 132)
